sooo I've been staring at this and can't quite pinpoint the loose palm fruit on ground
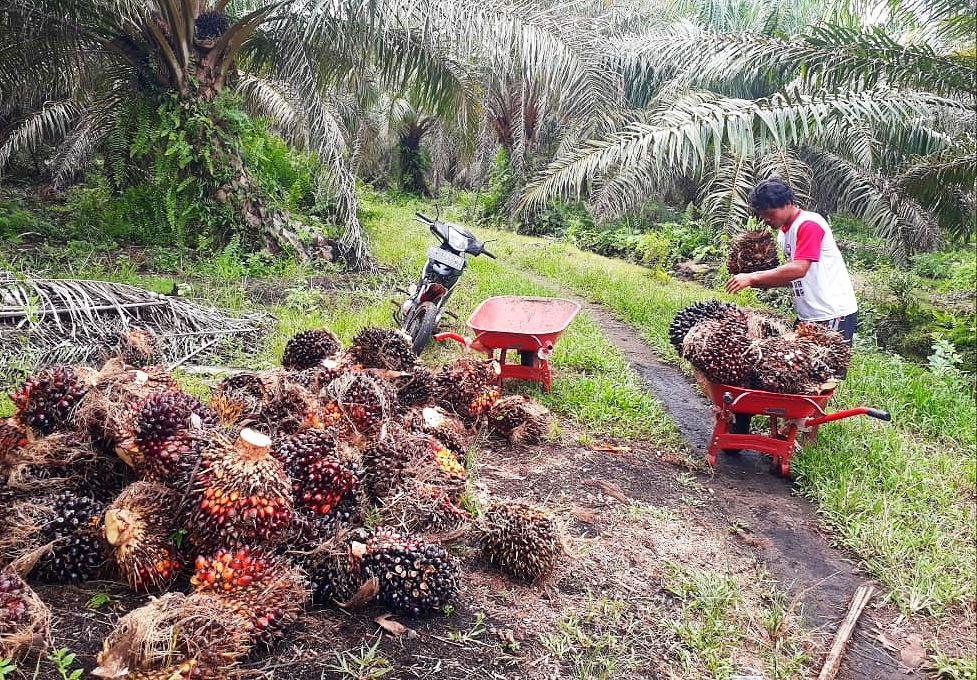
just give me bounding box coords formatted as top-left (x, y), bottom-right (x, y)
top-left (682, 317), bottom-right (760, 387)
top-left (0, 571), bottom-right (49, 659)
top-left (668, 300), bottom-right (739, 353)
top-left (487, 395), bottom-right (553, 445)
top-left (190, 547), bottom-right (307, 648)
top-left (9, 365), bottom-right (92, 438)
top-left (433, 357), bottom-right (501, 423)
top-left (92, 591), bottom-right (249, 679)
top-left (190, 428), bottom-right (294, 549)
top-left (349, 326), bottom-right (416, 371)
top-left (359, 526), bottom-right (459, 617)
top-left (480, 501), bottom-right (559, 582)
top-left (104, 481), bottom-right (184, 592)
top-left (281, 328), bottom-right (341, 370)
top-left (727, 229), bottom-right (779, 275)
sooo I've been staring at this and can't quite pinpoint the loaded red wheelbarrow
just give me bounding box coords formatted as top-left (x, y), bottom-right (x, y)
top-left (435, 295), bottom-right (580, 391)
top-left (697, 373), bottom-right (891, 476)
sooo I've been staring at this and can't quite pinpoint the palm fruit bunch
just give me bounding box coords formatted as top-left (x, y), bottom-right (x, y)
top-left (357, 526), bottom-right (459, 616)
top-left (273, 429), bottom-right (362, 516)
top-left (103, 481), bottom-right (184, 592)
top-left (487, 395), bottom-right (553, 445)
top-left (79, 359), bottom-right (179, 453)
top-left (360, 424), bottom-right (418, 500)
top-left (208, 371), bottom-right (266, 427)
top-left (281, 327), bottom-right (341, 370)
top-left (250, 368), bottom-right (325, 437)
top-left (433, 357), bottom-right (501, 423)
top-left (304, 537), bottom-right (361, 607)
top-left (195, 8), bottom-right (231, 40)
top-left (92, 591), bottom-right (249, 680)
top-left (668, 300), bottom-right (739, 353)
top-left (103, 327), bottom-right (164, 367)
top-left (479, 501), bottom-right (559, 582)
top-left (189, 428), bottom-right (294, 549)
top-left (349, 326), bottom-right (416, 371)
top-left (752, 334), bottom-right (834, 394)
top-left (0, 571), bottom-right (49, 659)
top-left (390, 365), bottom-right (436, 411)
top-left (740, 307), bottom-right (790, 339)
top-left (727, 229), bottom-right (779, 274)
top-left (408, 406), bottom-right (472, 461)
top-left (118, 390), bottom-right (218, 485)
top-left (682, 317), bottom-right (760, 386)
top-left (328, 371), bottom-right (394, 439)
top-left (795, 322), bottom-right (852, 378)
top-left (0, 417), bottom-right (27, 460)
top-left (190, 547), bottom-right (307, 648)
top-left (2, 431), bottom-right (126, 503)
top-left (9, 365), bottom-right (93, 439)
top-left (21, 490), bottom-right (106, 583)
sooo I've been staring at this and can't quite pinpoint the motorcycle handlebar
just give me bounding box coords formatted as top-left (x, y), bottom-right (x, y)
top-left (481, 247), bottom-right (497, 259)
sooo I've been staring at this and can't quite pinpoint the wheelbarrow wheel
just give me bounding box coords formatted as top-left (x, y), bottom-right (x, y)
top-left (406, 301), bottom-right (439, 356)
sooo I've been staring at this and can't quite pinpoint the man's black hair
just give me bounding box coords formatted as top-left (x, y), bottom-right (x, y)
top-left (748, 177), bottom-right (796, 211)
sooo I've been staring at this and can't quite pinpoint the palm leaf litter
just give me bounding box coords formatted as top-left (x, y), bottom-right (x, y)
top-left (0, 273), bottom-right (271, 381)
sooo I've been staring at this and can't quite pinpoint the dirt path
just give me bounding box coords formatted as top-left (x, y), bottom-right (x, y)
top-left (572, 295), bottom-right (906, 679)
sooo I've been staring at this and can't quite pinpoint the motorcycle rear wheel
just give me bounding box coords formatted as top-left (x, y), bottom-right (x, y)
top-left (406, 301), bottom-right (439, 356)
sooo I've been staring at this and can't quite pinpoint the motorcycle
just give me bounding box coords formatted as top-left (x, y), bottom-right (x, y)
top-left (393, 211), bottom-right (496, 355)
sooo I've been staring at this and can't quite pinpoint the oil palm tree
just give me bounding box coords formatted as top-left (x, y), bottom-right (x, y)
top-left (522, 0), bottom-right (976, 257)
top-left (0, 0), bottom-right (612, 267)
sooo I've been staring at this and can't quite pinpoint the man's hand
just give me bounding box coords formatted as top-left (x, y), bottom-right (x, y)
top-left (725, 273), bottom-right (754, 294)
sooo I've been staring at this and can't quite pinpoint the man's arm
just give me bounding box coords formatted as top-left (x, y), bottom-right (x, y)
top-left (725, 259), bottom-right (811, 293)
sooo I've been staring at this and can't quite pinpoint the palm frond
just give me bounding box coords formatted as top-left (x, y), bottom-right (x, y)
top-left (521, 87), bottom-right (945, 212)
top-left (805, 147), bottom-right (944, 258)
top-left (0, 102), bottom-right (78, 178)
top-left (699, 152), bottom-right (758, 234)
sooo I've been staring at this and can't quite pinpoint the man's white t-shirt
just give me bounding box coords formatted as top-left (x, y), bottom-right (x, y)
top-left (777, 210), bottom-right (858, 321)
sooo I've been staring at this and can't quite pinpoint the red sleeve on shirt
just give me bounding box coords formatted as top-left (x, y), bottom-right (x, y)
top-left (793, 220), bottom-right (824, 261)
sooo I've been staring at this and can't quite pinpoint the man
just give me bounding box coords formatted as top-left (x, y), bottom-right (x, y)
top-left (724, 177), bottom-right (858, 445)
top-left (725, 177), bottom-right (858, 346)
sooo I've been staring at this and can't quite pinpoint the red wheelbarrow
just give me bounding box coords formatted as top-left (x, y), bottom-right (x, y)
top-left (697, 373), bottom-right (891, 476)
top-left (435, 296), bottom-right (581, 391)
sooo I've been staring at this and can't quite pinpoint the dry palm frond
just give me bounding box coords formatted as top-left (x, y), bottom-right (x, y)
top-left (0, 276), bottom-right (270, 383)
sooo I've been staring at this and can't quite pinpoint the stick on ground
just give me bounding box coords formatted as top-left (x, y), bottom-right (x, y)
top-left (818, 583), bottom-right (876, 680)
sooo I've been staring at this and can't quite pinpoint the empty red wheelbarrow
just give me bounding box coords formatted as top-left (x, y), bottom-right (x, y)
top-left (435, 296), bottom-right (581, 391)
top-left (697, 372), bottom-right (891, 476)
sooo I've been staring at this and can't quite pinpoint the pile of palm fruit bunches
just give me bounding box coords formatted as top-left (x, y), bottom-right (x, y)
top-left (669, 300), bottom-right (852, 394)
top-left (0, 326), bottom-right (560, 679)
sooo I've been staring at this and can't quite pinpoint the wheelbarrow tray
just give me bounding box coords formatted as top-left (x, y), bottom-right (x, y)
top-left (466, 295), bottom-right (581, 352)
top-left (695, 371), bottom-right (890, 476)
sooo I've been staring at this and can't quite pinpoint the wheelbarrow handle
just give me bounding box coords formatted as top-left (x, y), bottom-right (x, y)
top-left (806, 406), bottom-right (891, 427)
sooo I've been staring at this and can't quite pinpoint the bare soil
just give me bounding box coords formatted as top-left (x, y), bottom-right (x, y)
top-left (17, 283), bottom-right (974, 680)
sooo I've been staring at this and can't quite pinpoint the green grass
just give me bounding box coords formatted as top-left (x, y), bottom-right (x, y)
top-left (358, 193), bottom-right (976, 617)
